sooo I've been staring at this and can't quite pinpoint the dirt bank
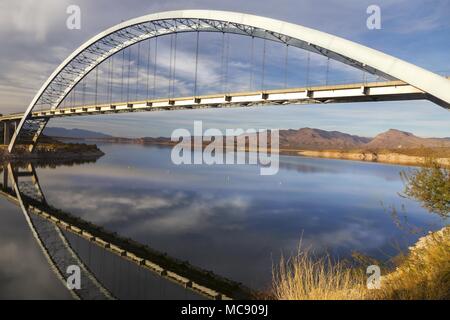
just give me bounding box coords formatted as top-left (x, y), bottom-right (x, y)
top-left (297, 150), bottom-right (450, 167)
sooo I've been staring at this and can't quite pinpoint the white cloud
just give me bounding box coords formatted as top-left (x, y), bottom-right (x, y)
top-left (0, 0), bottom-right (70, 42)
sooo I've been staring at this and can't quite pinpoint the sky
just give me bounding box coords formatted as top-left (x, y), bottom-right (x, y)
top-left (0, 0), bottom-right (449, 138)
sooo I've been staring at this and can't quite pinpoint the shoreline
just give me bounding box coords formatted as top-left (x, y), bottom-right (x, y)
top-left (0, 143), bottom-right (105, 163)
top-left (295, 150), bottom-right (450, 167)
top-left (88, 136), bottom-right (450, 167)
top-left (6, 137), bottom-right (450, 168)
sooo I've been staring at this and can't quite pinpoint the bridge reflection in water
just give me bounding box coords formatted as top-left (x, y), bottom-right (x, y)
top-left (0, 162), bottom-right (254, 300)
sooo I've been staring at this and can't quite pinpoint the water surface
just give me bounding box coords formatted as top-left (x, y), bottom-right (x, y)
top-left (0, 143), bottom-right (445, 298)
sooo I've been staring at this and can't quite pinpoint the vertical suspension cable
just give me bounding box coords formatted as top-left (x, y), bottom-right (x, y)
top-left (66, 89), bottom-right (70, 107)
top-left (194, 31), bottom-right (200, 97)
top-left (106, 57), bottom-right (111, 104)
top-left (107, 56), bottom-right (112, 104)
top-left (220, 32), bottom-right (225, 93)
top-left (168, 34), bottom-right (174, 98)
top-left (224, 33), bottom-right (230, 94)
top-left (135, 41), bottom-right (141, 101)
top-left (172, 33), bottom-right (178, 98)
top-left (146, 39), bottom-right (151, 100)
top-left (58, 79), bottom-right (64, 111)
top-left (284, 44), bottom-right (289, 89)
top-left (94, 66), bottom-right (99, 106)
top-left (261, 35), bottom-right (267, 91)
top-left (127, 47), bottom-right (131, 102)
top-left (250, 36), bottom-right (254, 91)
top-left (153, 37), bottom-right (158, 98)
top-left (325, 57), bottom-right (330, 86)
top-left (121, 49), bottom-right (125, 101)
top-left (110, 54), bottom-right (114, 104)
top-left (82, 78), bottom-right (86, 106)
top-left (74, 88), bottom-right (77, 107)
top-left (73, 82), bottom-right (77, 107)
top-left (306, 51), bottom-right (310, 87)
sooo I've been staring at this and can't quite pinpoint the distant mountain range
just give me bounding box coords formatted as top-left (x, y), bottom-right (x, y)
top-left (279, 128), bottom-right (450, 150)
top-left (44, 127), bottom-right (112, 139)
top-left (44, 126), bottom-right (450, 150)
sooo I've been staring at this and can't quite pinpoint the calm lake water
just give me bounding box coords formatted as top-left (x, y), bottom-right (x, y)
top-left (0, 142), bottom-right (445, 299)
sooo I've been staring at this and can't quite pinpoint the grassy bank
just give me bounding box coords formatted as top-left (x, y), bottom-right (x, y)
top-left (272, 226), bottom-right (450, 300)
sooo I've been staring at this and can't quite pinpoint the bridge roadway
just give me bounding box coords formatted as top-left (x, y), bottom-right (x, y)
top-left (0, 165), bottom-right (255, 300)
top-left (1, 79), bottom-right (444, 123)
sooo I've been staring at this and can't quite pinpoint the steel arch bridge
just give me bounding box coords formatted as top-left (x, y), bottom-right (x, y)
top-left (2, 10), bottom-right (450, 153)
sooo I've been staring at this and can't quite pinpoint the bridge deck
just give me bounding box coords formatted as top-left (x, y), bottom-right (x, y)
top-left (0, 80), bottom-right (434, 122)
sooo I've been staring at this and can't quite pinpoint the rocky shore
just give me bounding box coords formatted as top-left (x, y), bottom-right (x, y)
top-left (296, 150), bottom-right (450, 167)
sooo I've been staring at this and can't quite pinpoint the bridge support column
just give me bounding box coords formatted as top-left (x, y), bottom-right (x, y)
top-left (5, 118), bottom-right (48, 153)
top-left (1, 121), bottom-right (19, 146)
top-left (2, 122), bottom-right (11, 145)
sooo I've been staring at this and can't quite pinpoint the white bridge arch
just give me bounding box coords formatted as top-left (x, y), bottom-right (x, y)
top-left (8, 10), bottom-right (450, 152)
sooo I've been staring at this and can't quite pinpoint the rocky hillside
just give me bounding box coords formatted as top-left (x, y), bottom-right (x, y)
top-left (364, 129), bottom-right (450, 150)
top-left (279, 128), bottom-right (370, 150)
top-left (43, 126), bottom-right (450, 152)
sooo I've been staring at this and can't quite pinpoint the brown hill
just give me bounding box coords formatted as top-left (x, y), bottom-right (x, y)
top-left (364, 129), bottom-right (450, 150)
top-left (278, 128), bottom-right (370, 150)
top-left (46, 126), bottom-right (450, 153)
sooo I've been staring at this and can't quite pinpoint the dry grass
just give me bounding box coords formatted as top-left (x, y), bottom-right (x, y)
top-left (273, 226), bottom-right (450, 300)
top-left (372, 227), bottom-right (450, 300)
top-left (272, 248), bottom-right (368, 300)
